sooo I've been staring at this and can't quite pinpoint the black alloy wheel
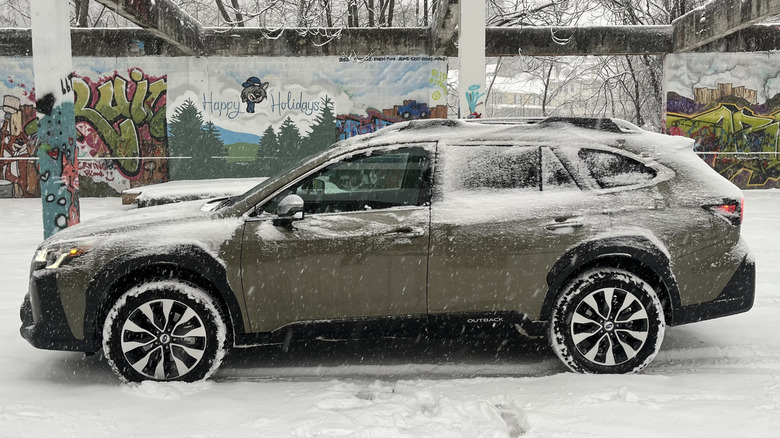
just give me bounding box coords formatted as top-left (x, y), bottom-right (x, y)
top-left (103, 282), bottom-right (226, 382)
top-left (549, 269), bottom-right (665, 374)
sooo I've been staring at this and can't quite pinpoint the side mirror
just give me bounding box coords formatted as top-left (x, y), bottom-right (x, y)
top-left (274, 194), bottom-right (304, 225)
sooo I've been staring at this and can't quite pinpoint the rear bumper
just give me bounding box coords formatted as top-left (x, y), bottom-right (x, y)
top-left (670, 245), bottom-right (755, 326)
top-left (19, 271), bottom-right (95, 353)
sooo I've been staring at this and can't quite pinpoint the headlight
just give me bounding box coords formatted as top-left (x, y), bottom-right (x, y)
top-left (34, 241), bottom-right (94, 269)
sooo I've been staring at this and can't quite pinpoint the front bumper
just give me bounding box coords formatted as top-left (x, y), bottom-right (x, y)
top-left (19, 270), bottom-right (95, 353)
top-left (670, 245), bottom-right (756, 326)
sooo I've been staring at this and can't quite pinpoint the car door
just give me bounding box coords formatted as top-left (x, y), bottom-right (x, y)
top-left (427, 143), bottom-right (610, 321)
top-left (240, 145), bottom-right (434, 333)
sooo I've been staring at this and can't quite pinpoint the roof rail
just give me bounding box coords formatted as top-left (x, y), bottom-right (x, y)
top-left (462, 117), bottom-right (545, 125)
top-left (539, 117), bottom-right (627, 133)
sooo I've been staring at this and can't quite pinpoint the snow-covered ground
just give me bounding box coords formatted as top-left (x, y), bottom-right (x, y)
top-left (1, 191), bottom-right (778, 437)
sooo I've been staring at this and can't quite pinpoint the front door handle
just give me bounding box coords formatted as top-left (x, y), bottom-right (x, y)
top-left (545, 220), bottom-right (583, 230)
top-left (384, 226), bottom-right (426, 239)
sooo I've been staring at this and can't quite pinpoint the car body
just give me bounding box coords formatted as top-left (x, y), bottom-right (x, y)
top-left (20, 117), bottom-right (755, 381)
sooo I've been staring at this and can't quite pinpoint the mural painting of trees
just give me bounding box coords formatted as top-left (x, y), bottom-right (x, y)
top-left (305, 96), bottom-right (338, 156)
top-left (278, 117), bottom-right (303, 160)
top-left (256, 125), bottom-right (280, 174)
top-left (168, 99), bottom-right (230, 180)
top-left (171, 95), bottom-right (339, 179)
top-left (201, 121), bottom-right (229, 178)
top-left (255, 96), bottom-right (339, 172)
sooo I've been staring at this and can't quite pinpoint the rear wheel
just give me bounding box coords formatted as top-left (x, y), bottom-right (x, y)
top-left (549, 269), bottom-right (665, 374)
top-left (102, 281), bottom-right (227, 382)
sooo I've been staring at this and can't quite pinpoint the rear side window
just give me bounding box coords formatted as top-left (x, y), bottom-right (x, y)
top-left (449, 145), bottom-right (540, 191)
top-left (578, 149), bottom-right (656, 189)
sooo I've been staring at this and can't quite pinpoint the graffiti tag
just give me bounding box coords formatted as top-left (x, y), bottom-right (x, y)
top-left (73, 68), bottom-right (167, 177)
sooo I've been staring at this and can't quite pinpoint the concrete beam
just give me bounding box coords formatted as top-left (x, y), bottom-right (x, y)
top-left (2, 23), bottom-right (780, 59)
top-left (92, 0), bottom-right (203, 55)
top-left (0, 28), bottom-right (183, 57)
top-left (673, 0), bottom-right (780, 52)
top-left (486, 26), bottom-right (673, 56)
top-left (203, 27), bottom-right (432, 57)
top-left (699, 23), bottom-right (780, 52)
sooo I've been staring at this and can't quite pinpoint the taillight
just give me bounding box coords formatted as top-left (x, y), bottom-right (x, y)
top-left (705, 198), bottom-right (743, 226)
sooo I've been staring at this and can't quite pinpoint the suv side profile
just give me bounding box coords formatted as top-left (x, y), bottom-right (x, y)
top-left (20, 118), bottom-right (755, 381)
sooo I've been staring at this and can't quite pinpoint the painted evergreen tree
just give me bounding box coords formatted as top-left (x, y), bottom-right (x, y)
top-left (168, 99), bottom-right (204, 180)
top-left (257, 125), bottom-right (279, 160)
top-left (277, 117), bottom-right (303, 162)
top-left (255, 125), bottom-right (280, 174)
top-left (304, 96), bottom-right (337, 157)
top-left (201, 121), bottom-right (229, 178)
top-left (168, 99), bottom-right (230, 179)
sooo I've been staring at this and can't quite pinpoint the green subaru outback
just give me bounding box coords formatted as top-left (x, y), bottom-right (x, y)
top-left (21, 118), bottom-right (755, 381)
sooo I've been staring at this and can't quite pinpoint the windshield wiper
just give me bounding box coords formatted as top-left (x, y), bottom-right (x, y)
top-left (215, 196), bottom-right (237, 210)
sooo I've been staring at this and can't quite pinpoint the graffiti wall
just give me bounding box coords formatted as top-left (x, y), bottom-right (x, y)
top-left (0, 55), bottom-right (447, 197)
top-left (0, 61), bottom-right (38, 199)
top-left (168, 56), bottom-right (448, 180)
top-left (665, 53), bottom-right (780, 189)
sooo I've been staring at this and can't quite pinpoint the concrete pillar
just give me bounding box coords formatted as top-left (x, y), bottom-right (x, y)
top-left (31, 0), bottom-right (80, 238)
top-left (458, 0), bottom-right (486, 118)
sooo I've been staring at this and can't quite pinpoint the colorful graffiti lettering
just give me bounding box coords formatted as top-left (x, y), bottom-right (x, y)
top-left (0, 95), bottom-right (39, 198)
top-left (337, 101), bottom-right (448, 140)
top-left (73, 68), bottom-right (168, 191)
top-left (465, 84), bottom-right (484, 119)
top-left (337, 109), bottom-right (399, 140)
top-left (667, 103), bottom-right (780, 188)
top-left (429, 69), bottom-right (447, 101)
top-left (37, 103), bottom-right (80, 236)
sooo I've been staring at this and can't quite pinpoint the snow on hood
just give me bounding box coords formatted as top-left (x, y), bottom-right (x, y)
top-left (40, 199), bottom-right (244, 265)
top-left (48, 199), bottom-right (213, 242)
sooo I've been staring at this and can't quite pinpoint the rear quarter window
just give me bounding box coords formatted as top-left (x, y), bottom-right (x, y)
top-left (578, 149), bottom-right (656, 189)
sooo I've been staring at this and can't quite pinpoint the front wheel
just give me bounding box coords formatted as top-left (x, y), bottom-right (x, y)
top-left (102, 281), bottom-right (227, 382)
top-left (549, 269), bottom-right (665, 374)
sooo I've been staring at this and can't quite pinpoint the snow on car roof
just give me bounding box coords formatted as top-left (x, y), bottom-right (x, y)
top-left (338, 118), bottom-right (694, 160)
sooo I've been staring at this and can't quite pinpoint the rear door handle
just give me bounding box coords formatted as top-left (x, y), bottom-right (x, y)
top-left (384, 226), bottom-right (426, 239)
top-left (545, 220), bottom-right (583, 230)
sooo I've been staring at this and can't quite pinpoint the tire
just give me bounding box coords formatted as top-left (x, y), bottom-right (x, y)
top-left (102, 281), bottom-right (227, 382)
top-left (549, 269), bottom-right (665, 374)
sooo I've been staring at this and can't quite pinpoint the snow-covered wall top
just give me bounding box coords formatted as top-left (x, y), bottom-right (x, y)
top-left (664, 52), bottom-right (780, 189)
top-left (0, 56), bottom-right (448, 198)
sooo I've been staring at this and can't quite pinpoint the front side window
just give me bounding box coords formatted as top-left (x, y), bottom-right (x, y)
top-left (264, 147), bottom-right (430, 215)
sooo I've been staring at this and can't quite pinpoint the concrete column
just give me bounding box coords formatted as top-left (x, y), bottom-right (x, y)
top-left (31, 0), bottom-right (80, 238)
top-left (458, 0), bottom-right (486, 118)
